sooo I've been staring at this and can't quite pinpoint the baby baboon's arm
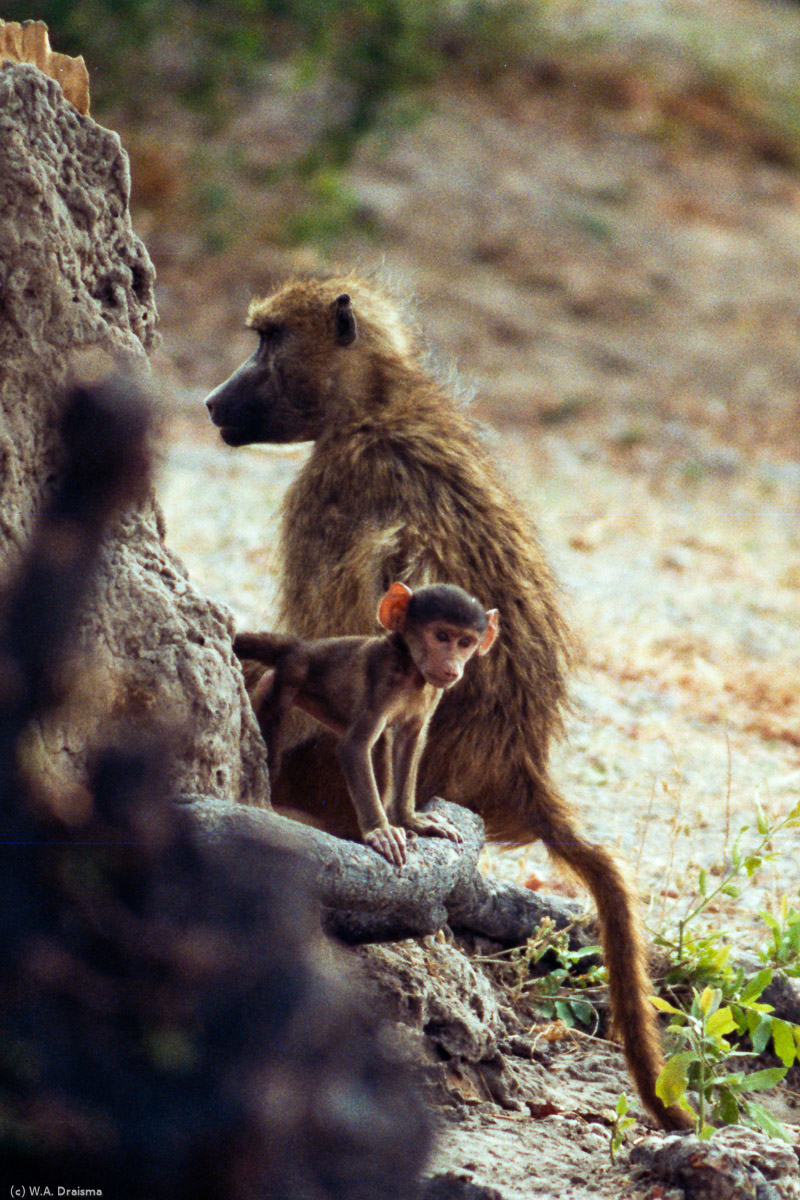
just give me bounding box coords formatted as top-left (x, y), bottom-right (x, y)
top-left (337, 708), bottom-right (408, 867)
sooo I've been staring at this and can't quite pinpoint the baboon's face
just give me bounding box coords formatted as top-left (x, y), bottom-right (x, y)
top-left (205, 290), bottom-right (357, 445)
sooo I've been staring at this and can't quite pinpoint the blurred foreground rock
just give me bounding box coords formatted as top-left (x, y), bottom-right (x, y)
top-left (0, 60), bottom-right (269, 805)
top-left (0, 379), bottom-right (431, 1197)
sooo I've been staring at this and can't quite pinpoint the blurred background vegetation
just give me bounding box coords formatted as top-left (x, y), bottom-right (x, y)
top-left (10, 1), bottom-right (800, 466)
top-left (7, 1), bottom-right (540, 160)
top-left (8, 1), bottom-right (800, 251)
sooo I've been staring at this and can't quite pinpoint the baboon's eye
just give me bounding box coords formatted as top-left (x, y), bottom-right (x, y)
top-left (257, 323), bottom-right (284, 352)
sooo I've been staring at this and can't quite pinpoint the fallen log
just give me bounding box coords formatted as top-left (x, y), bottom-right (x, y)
top-left (183, 795), bottom-right (581, 944)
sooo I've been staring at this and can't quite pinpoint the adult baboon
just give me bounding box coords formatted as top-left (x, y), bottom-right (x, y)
top-left (205, 275), bottom-right (692, 1131)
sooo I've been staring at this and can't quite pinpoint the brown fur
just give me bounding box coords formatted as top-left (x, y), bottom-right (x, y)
top-left (205, 274), bottom-right (693, 1130)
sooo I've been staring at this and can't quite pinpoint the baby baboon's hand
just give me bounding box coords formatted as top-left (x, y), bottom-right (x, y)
top-left (405, 811), bottom-right (463, 843)
top-left (364, 824), bottom-right (407, 867)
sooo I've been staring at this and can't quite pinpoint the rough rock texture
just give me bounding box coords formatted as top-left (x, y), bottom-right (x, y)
top-left (630, 1127), bottom-right (800, 1200)
top-left (360, 938), bottom-right (502, 1062)
top-left (0, 62), bottom-right (269, 803)
top-left (355, 934), bottom-right (674, 1198)
top-left (356, 935), bottom-right (550, 1113)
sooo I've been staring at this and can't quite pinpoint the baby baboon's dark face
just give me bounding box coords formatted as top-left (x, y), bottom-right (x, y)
top-left (204, 289), bottom-right (357, 445)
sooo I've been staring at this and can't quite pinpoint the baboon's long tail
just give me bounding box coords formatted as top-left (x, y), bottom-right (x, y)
top-left (519, 774), bottom-right (694, 1131)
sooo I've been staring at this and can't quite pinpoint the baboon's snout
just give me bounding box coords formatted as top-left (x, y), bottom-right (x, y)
top-left (204, 380), bottom-right (228, 424)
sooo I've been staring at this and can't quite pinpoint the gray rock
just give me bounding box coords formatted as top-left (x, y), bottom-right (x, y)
top-left (0, 62), bottom-right (269, 804)
top-left (630, 1127), bottom-right (800, 1200)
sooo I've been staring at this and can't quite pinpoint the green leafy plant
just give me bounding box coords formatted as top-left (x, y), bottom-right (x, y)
top-left (651, 799), bottom-right (800, 1139)
top-left (653, 984), bottom-right (789, 1140)
top-left (658, 799), bottom-right (800, 978)
top-left (760, 895), bottom-right (800, 976)
top-left (609, 1092), bottom-right (635, 1163)
top-left (479, 918), bottom-right (605, 1031)
top-left (666, 798), bottom-right (800, 964)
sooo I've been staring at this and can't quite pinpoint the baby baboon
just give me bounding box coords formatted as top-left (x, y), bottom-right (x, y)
top-left (205, 275), bottom-right (693, 1131)
top-left (235, 582), bottom-right (498, 867)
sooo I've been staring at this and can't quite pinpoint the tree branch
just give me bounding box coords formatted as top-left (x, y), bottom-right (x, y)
top-left (183, 796), bottom-right (581, 944)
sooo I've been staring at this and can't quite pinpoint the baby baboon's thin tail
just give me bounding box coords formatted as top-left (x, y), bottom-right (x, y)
top-left (233, 631), bottom-right (300, 665)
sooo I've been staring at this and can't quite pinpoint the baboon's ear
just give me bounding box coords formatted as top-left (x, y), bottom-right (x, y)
top-left (333, 293), bottom-right (357, 346)
top-left (477, 609), bottom-right (500, 656)
top-left (377, 582), bottom-right (413, 631)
